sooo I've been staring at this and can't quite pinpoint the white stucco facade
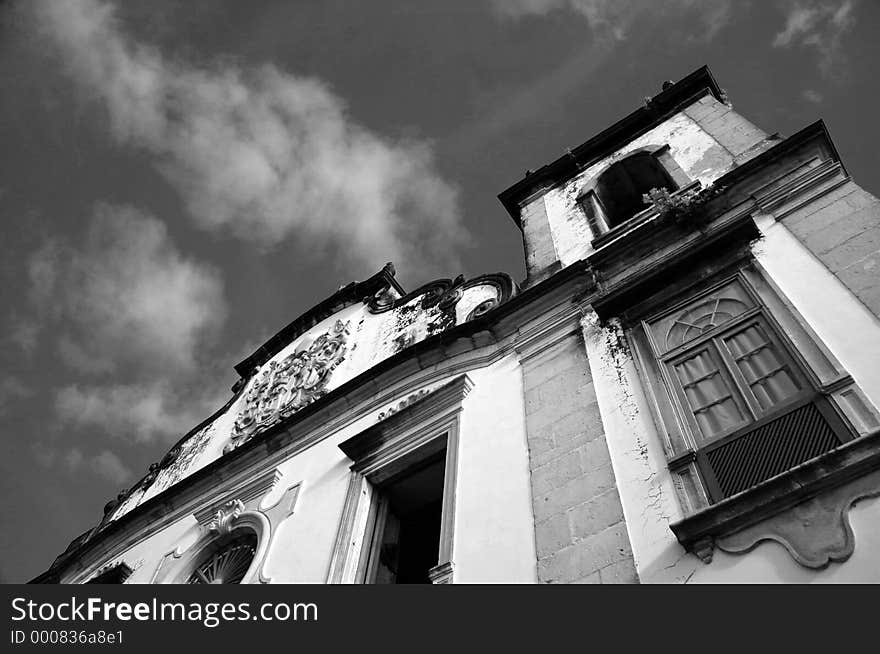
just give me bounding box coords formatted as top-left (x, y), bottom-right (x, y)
top-left (38, 68), bottom-right (880, 586)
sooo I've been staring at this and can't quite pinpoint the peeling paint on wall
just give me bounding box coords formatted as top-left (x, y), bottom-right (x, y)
top-left (542, 111), bottom-right (736, 267)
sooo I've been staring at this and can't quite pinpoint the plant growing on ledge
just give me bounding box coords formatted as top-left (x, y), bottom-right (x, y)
top-left (642, 183), bottom-right (724, 226)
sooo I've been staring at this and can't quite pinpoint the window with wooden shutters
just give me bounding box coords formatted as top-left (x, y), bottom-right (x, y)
top-left (642, 276), bottom-right (854, 505)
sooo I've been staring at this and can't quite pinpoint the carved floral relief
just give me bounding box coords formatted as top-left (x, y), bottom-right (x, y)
top-left (224, 320), bottom-right (350, 453)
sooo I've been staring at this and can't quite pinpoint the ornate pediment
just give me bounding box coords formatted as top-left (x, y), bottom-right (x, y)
top-left (86, 269), bottom-right (517, 536)
top-left (224, 319), bottom-right (351, 453)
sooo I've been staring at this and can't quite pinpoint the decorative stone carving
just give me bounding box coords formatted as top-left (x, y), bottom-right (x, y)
top-left (365, 272), bottom-right (516, 325)
top-left (466, 298), bottom-right (499, 321)
top-left (140, 463), bottom-right (161, 489)
top-left (716, 468), bottom-right (880, 569)
top-left (377, 389), bottom-right (431, 421)
top-left (153, 422), bottom-right (215, 493)
top-left (151, 471), bottom-right (301, 585)
top-left (365, 286), bottom-right (397, 313)
top-left (422, 275), bottom-right (466, 312)
top-left (225, 320), bottom-right (350, 453)
top-left (101, 491), bottom-right (129, 519)
top-left (207, 499), bottom-right (245, 536)
top-left (392, 328), bottom-right (417, 351)
top-left (160, 444), bottom-right (182, 469)
top-left (101, 422), bottom-right (220, 527)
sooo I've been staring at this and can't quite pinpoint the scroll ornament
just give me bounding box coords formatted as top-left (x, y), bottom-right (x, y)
top-left (225, 320), bottom-right (350, 453)
top-left (207, 500), bottom-right (245, 536)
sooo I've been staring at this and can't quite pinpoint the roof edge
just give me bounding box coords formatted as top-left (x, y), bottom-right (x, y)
top-left (233, 262), bottom-right (404, 378)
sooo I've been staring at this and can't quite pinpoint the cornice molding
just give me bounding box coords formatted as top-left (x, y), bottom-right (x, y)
top-left (338, 375), bottom-right (473, 473)
top-left (512, 304), bottom-right (583, 363)
top-left (755, 160), bottom-right (850, 222)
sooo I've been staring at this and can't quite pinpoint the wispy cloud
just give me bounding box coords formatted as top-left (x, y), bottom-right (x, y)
top-left (89, 450), bottom-right (133, 485)
top-left (7, 317), bottom-right (40, 355)
top-left (802, 88), bottom-right (824, 103)
top-left (491, 0), bottom-right (635, 39)
top-left (491, 0), bottom-right (860, 66)
top-left (32, 0), bottom-right (465, 276)
top-left (772, 0), bottom-right (856, 75)
top-left (33, 443), bottom-right (133, 485)
top-left (28, 204), bottom-right (226, 376)
top-left (488, 0), bottom-right (733, 42)
top-left (54, 380), bottom-right (227, 444)
top-left (0, 375), bottom-right (34, 416)
top-left (21, 204), bottom-right (228, 441)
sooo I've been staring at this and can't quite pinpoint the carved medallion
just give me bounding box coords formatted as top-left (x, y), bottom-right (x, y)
top-left (225, 320), bottom-right (350, 453)
top-left (466, 298), bottom-right (499, 321)
top-left (422, 275), bottom-right (466, 312)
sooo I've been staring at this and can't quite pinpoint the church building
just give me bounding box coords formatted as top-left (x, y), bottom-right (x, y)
top-left (33, 66), bottom-right (880, 584)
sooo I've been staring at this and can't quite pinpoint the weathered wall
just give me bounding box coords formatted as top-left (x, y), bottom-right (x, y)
top-left (682, 93), bottom-right (770, 163)
top-left (584, 211), bottom-right (880, 583)
top-left (518, 92), bottom-right (773, 279)
top-left (520, 194), bottom-right (559, 284)
top-left (753, 212), bottom-right (880, 411)
top-left (108, 277), bottom-right (510, 522)
top-left (64, 354), bottom-right (537, 584)
top-left (780, 180), bottom-right (880, 319)
top-left (521, 332), bottom-right (636, 583)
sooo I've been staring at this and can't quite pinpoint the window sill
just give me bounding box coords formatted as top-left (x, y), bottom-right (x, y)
top-left (589, 206), bottom-right (659, 251)
top-left (585, 189), bottom-right (759, 321)
top-left (589, 180), bottom-right (702, 251)
top-left (670, 428), bottom-right (880, 569)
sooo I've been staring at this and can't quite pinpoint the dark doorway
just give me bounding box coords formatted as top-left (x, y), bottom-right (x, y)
top-left (368, 454), bottom-right (445, 584)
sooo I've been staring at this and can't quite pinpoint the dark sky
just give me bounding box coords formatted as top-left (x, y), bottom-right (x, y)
top-left (1, 0), bottom-right (878, 583)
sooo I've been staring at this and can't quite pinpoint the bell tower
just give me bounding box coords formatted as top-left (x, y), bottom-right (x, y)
top-left (499, 66), bottom-right (774, 286)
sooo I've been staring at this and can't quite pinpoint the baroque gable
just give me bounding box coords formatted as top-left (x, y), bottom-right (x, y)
top-left (99, 266), bottom-right (515, 525)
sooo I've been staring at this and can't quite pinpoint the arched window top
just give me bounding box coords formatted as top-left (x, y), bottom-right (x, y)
top-left (664, 297), bottom-right (750, 350)
top-left (647, 279), bottom-right (756, 355)
top-left (186, 529), bottom-right (258, 584)
top-left (594, 151), bottom-right (678, 228)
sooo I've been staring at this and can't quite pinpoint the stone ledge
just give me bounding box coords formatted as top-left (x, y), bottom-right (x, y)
top-left (670, 428), bottom-right (880, 569)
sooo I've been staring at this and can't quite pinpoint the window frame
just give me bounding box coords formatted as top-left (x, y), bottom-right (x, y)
top-left (357, 450), bottom-right (450, 584)
top-left (661, 312), bottom-right (813, 445)
top-left (156, 507), bottom-right (270, 585)
top-left (596, 151), bottom-right (679, 229)
top-left (184, 528), bottom-right (260, 585)
top-left (577, 145), bottom-right (692, 241)
top-left (146, 468), bottom-right (298, 585)
top-left (327, 376), bottom-right (471, 585)
top-left (628, 267), bottom-right (860, 509)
